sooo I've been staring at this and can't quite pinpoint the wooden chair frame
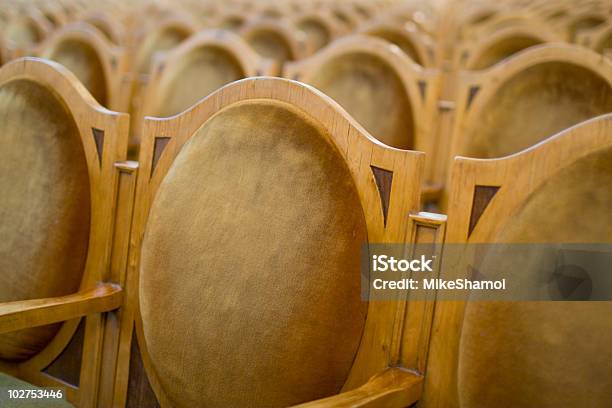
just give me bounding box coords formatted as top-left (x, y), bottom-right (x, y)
top-left (111, 77), bottom-right (446, 407)
top-left (357, 20), bottom-right (437, 67)
top-left (285, 34), bottom-right (442, 185)
top-left (454, 23), bottom-right (559, 70)
top-left (79, 11), bottom-right (128, 46)
top-left (425, 112), bottom-right (612, 408)
top-left (292, 11), bottom-right (345, 54)
top-left (0, 57), bottom-right (136, 408)
top-left (444, 43), bottom-right (612, 186)
top-left (37, 22), bottom-right (130, 111)
top-left (131, 29), bottom-right (277, 149)
top-left (4, 10), bottom-right (53, 60)
top-left (240, 17), bottom-right (311, 62)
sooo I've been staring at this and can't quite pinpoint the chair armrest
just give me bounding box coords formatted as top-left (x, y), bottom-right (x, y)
top-left (0, 283), bottom-right (122, 334)
top-left (292, 368), bottom-right (423, 408)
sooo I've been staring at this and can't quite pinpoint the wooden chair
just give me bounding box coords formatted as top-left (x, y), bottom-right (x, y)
top-left (111, 77), bottom-right (445, 408)
top-left (455, 23), bottom-right (559, 70)
top-left (426, 113), bottom-right (612, 408)
top-left (285, 35), bottom-right (441, 183)
top-left (131, 29), bottom-right (277, 151)
top-left (4, 10), bottom-right (52, 60)
top-left (444, 44), bottom-right (612, 183)
top-left (132, 16), bottom-right (197, 76)
top-left (240, 18), bottom-right (309, 66)
top-left (293, 12), bottom-right (344, 53)
top-left (79, 11), bottom-right (127, 46)
top-left (357, 20), bottom-right (437, 67)
top-left (0, 57), bottom-right (135, 407)
top-left (38, 22), bottom-right (129, 111)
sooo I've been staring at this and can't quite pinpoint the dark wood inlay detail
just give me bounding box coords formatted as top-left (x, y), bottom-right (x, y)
top-left (151, 137), bottom-right (171, 175)
top-left (418, 80), bottom-right (427, 100)
top-left (126, 332), bottom-right (160, 408)
top-left (466, 85), bottom-right (480, 109)
top-left (468, 185), bottom-right (500, 236)
top-left (371, 166), bottom-right (394, 227)
top-left (92, 128), bottom-right (105, 164)
top-left (43, 320), bottom-right (85, 387)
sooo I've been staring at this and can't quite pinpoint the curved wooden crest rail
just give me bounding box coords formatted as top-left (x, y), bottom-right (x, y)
top-left (131, 29), bottom-right (277, 150)
top-left (285, 35), bottom-right (441, 184)
top-left (0, 57), bottom-right (136, 407)
top-left (240, 18), bottom-right (310, 65)
top-left (110, 77), bottom-right (446, 408)
top-left (357, 20), bottom-right (437, 68)
top-left (425, 113), bottom-right (612, 408)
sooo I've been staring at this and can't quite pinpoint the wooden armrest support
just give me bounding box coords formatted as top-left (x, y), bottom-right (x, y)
top-left (0, 283), bottom-right (123, 334)
top-left (292, 368), bottom-right (423, 408)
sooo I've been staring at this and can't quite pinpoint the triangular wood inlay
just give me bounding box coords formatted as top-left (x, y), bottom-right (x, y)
top-left (418, 80), bottom-right (427, 100)
top-left (371, 166), bottom-right (393, 227)
top-left (466, 85), bottom-right (480, 109)
top-left (468, 185), bottom-right (500, 236)
top-left (151, 137), bottom-right (171, 175)
top-left (92, 128), bottom-right (104, 165)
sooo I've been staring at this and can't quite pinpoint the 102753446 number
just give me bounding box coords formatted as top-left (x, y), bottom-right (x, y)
top-left (6, 389), bottom-right (64, 399)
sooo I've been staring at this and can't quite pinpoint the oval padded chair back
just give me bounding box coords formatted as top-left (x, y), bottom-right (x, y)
top-left (358, 22), bottom-right (435, 67)
top-left (450, 44), bottom-right (612, 162)
top-left (126, 78), bottom-right (425, 407)
top-left (294, 13), bottom-right (342, 53)
top-left (0, 58), bottom-right (128, 363)
top-left (39, 22), bottom-right (128, 110)
top-left (5, 12), bottom-right (50, 51)
top-left (142, 29), bottom-right (276, 119)
top-left (285, 35), bottom-right (439, 154)
top-left (427, 115), bottom-right (612, 408)
top-left (457, 25), bottom-right (558, 70)
top-left (240, 19), bottom-right (308, 66)
top-left (134, 18), bottom-right (196, 75)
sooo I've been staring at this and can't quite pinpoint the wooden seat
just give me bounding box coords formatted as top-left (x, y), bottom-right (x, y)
top-left (427, 114), bottom-right (612, 408)
top-left (447, 44), bottom-right (612, 171)
top-left (455, 24), bottom-right (558, 70)
top-left (240, 18), bottom-right (309, 65)
top-left (110, 77), bottom-right (443, 408)
top-left (4, 11), bottom-right (52, 59)
top-left (285, 35), bottom-right (440, 170)
top-left (358, 20), bottom-right (437, 67)
top-left (0, 57), bottom-right (134, 407)
top-left (38, 22), bottom-right (128, 110)
top-left (130, 29), bottom-right (276, 151)
top-left (80, 11), bottom-right (127, 46)
top-left (293, 12), bottom-right (343, 53)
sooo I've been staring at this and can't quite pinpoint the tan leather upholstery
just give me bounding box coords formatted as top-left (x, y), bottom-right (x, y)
top-left (140, 100), bottom-right (368, 407)
top-left (0, 80), bottom-right (90, 361)
top-left (309, 52), bottom-right (414, 149)
top-left (459, 148), bottom-right (612, 408)
top-left (465, 62), bottom-right (612, 158)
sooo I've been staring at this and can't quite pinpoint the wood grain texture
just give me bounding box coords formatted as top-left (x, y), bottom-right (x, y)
top-left (292, 368), bottom-right (423, 408)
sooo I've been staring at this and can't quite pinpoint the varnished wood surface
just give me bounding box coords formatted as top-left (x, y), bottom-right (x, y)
top-left (293, 368), bottom-right (423, 408)
top-left (0, 284), bottom-right (122, 335)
